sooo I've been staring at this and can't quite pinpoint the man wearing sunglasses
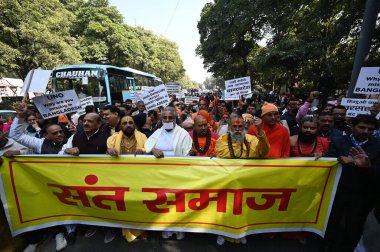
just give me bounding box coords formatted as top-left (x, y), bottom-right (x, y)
top-left (9, 103), bottom-right (71, 251)
top-left (10, 103), bottom-right (68, 155)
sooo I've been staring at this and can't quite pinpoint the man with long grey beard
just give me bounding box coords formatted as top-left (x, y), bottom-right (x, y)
top-left (215, 113), bottom-right (269, 159)
top-left (215, 113), bottom-right (270, 245)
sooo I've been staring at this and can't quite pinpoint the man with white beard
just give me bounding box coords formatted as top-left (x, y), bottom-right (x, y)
top-left (215, 113), bottom-right (269, 159)
top-left (214, 113), bottom-right (270, 245)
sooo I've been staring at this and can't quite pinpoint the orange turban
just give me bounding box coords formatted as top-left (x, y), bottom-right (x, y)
top-left (261, 102), bottom-right (278, 117)
top-left (197, 110), bottom-right (211, 122)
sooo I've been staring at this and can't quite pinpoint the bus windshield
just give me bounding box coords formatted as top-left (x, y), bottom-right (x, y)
top-left (52, 64), bottom-right (162, 105)
top-left (53, 67), bottom-right (107, 103)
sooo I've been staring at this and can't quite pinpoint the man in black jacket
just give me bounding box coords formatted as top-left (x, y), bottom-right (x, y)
top-left (325, 114), bottom-right (380, 252)
top-left (60, 113), bottom-right (109, 155)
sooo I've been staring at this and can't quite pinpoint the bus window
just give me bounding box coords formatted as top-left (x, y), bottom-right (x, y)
top-left (54, 77), bottom-right (106, 102)
top-left (109, 74), bottom-right (133, 103)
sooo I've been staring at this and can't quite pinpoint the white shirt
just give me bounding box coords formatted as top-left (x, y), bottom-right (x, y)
top-left (154, 129), bottom-right (175, 157)
top-left (145, 125), bottom-right (192, 157)
top-left (9, 117), bottom-right (46, 154)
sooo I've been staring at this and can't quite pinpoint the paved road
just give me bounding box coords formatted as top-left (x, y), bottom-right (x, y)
top-left (37, 228), bottom-right (326, 252)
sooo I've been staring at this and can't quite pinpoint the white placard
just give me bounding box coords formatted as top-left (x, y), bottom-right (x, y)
top-left (176, 91), bottom-right (185, 99)
top-left (130, 91), bottom-right (143, 103)
top-left (224, 76), bottom-right (251, 97)
top-left (32, 89), bottom-right (81, 119)
top-left (21, 69), bottom-right (52, 94)
top-left (141, 86), bottom-right (154, 92)
top-left (341, 98), bottom-right (377, 117)
top-left (184, 97), bottom-right (199, 104)
top-left (354, 67), bottom-right (380, 94)
top-left (77, 96), bottom-right (94, 115)
top-left (224, 90), bottom-right (239, 101)
top-left (142, 84), bottom-right (170, 111)
top-left (166, 83), bottom-right (180, 94)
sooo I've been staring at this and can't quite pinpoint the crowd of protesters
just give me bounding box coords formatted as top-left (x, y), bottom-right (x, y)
top-left (0, 89), bottom-right (380, 252)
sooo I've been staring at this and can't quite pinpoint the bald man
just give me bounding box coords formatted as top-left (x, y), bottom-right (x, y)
top-left (60, 113), bottom-right (110, 155)
top-left (189, 115), bottom-right (219, 157)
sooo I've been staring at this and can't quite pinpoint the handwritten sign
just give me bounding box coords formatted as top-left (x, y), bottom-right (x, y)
top-left (166, 83), bottom-right (180, 94)
top-left (142, 84), bottom-right (170, 111)
top-left (77, 96), bottom-right (94, 115)
top-left (354, 67), bottom-right (380, 94)
top-left (130, 91), bottom-right (144, 103)
top-left (184, 96), bottom-right (199, 104)
top-left (224, 90), bottom-right (240, 101)
top-left (32, 90), bottom-right (81, 119)
top-left (225, 76), bottom-right (251, 97)
top-left (341, 98), bottom-right (378, 117)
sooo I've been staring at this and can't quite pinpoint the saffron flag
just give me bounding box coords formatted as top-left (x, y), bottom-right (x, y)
top-left (0, 156), bottom-right (340, 238)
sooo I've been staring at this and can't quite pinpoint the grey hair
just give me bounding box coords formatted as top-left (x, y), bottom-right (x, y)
top-left (229, 112), bottom-right (243, 123)
top-left (163, 106), bottom-right (177, 118)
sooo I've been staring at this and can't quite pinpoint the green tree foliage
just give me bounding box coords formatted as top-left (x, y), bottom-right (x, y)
top-left (197, 0), bottom-right (267, 79)
top-left (0, 0), bottom-right (81, 78)
top-left (0, 0), bottom-right (185, 83)
top-left (197, 0), bottom-right (380, 95)
top-left (203, 76), bottom-right (224, 90)
top-left (133, 27), bottom-right (185, 83)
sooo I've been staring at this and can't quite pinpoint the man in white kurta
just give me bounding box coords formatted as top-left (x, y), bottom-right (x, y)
top-left (145, 107), bottom-right (192, 158)
top-left (144, 106), bottom-right (192, 240)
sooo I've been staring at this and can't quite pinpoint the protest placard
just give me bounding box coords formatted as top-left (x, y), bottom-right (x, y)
top-left (341, 98), bottom-right (377, 117)
top-left (176, 91), bottom-right (185, 99)
top-left (142, 84), bottom-right (170, 111)
top-left (32, 90), bottom-right (81, 119)
top-left (225, 76), bottom-right (251, 97)
top-left (141, 86), bottom-right (154, 92)
top-left (166, 83), bottom-right (180, 94)
top-left (21, 69), bottom-right (52, 94)
top-left (224, 90), bottom-right (240, 101)
top-left (354, 67), bottom-right (380, 94)
top-left (130, 91), bottom-right (144, 103)
top-left (77, 96), bottom-right (94, 115)
top-left (184, 96), bottom-right (199, 104)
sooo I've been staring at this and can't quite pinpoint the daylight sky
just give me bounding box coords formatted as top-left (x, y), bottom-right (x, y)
top-left (108, 0), bottom-right (211, 84)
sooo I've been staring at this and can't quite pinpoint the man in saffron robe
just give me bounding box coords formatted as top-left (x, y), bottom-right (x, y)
top-left (106, 115), bottom-right (148, 242)
top-left (215, 113), bottom-right (269, 245)
top-left (290, 116), bottom-right (330, 158)
top-left (216, 114), bottom-right (269, 159)
top-left (189, 115), bottom-right (219, 157)
top-left (107, 115), bottom-right (147, 155)
top-left (248, 102), bottom-right (290, 158)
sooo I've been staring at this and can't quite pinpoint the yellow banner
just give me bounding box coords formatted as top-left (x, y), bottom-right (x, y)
top-left (0, 156), bottom-right (340, 238)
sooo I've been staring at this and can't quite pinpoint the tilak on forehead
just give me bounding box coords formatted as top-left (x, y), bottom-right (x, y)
top-left (121, 116), bottom-right (134, 123)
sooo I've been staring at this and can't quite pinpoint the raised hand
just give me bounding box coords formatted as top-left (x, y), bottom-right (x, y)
top-left (15, 103), bottom-right (28, 119)
top-left (350, 147), bottom-right (371, 168)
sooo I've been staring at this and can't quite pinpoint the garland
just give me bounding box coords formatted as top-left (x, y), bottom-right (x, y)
top-left (297, 138), bottom-right (317, 156)
top-left (227, 133), bottom-right (250, 158)
top-left (193, 130), bottom-right (211, 154)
